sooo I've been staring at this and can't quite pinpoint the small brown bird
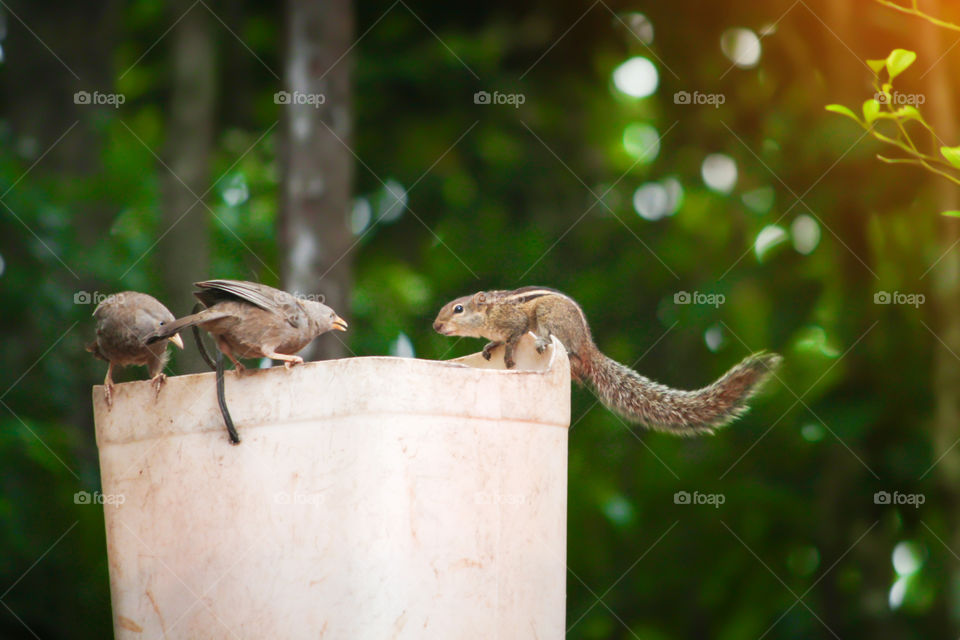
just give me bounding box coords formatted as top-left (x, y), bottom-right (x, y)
top-left (147, 279), bottom-right (348, 373)
top-left (86, 292), bottom-right (185, 408)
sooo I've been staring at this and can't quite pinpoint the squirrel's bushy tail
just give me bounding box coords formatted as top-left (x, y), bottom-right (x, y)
top-left (581, 351), bottom-right (781, 435)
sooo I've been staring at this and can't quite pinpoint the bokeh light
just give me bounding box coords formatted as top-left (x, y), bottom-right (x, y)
top-left (633, 182), bottom-right (669, 220)
top-left (791, 214), bottom-right (821, 254)
top-left (721, 28), bottom-right (762, 68)
top-left (612, 57), bottom-right (659, 98)
top-left (622, 12), bottom-right (654, 44)
top-left (701, 153), bottom-right (738, 193)
top-left (754, 224), bottom-right (787, 261)
top-left (622, 123), bottom-right (661, 163)
top-left (351, 197), bottom-right (372, 235)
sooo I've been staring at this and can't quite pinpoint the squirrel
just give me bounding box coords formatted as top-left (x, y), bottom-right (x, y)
top-left (433, 287), bottom-right (781, 435)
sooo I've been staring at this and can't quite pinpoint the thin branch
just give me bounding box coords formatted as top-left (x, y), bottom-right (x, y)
top-left (874, 0), bottom-right (960, 32)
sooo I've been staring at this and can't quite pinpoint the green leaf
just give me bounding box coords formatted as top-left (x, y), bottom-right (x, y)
top-left (886, 49), bottom-right (917, 80)
top-left (862, 99), bottom-right (881, 124)
top-left (941, 210), bottom-right (960, 217)
top-left (941, 146), bottom-right (960, 169)
top-left (867, 59), bottom-right (887, 74)
top-left (895, 105), bottom-right (928, 127)
top-left (825, 104), bottom-right (859, 122)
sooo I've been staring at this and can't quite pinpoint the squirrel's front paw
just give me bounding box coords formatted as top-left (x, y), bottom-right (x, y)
top-left (482, 341), bottom-right (500, 361)
top-left (534, 337), bottom-right (549, 354)
top-left (504, 357), bottom-right (516, 369)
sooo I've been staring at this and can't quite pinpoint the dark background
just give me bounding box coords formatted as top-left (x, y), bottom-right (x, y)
top-left (0, 0), bottom-right (957, 638)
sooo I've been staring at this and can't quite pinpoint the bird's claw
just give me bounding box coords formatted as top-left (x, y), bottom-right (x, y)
top-left (283, 356), bottom-right (304, 370)
top-left (104, 383), bottom-right (114, 409)
top-left (151, 373), bottom-right (167, 399)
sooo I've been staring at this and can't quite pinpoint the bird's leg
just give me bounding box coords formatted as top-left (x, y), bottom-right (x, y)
top-left (150, 372), bottom-right (167, 399)
top-left (482, 341), bottom-right (503, 361)
top-left (216, 339), bottom-right (246, 375)
top-left (103, 362), bottom-right (115, 409)
top-left (263, 350), bottom-right (304, 370)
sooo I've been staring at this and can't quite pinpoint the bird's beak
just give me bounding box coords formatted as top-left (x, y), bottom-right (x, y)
top-left (170, 333), bottom-right (185, 349)
top-left (332, 316), bottom-right (348, 332)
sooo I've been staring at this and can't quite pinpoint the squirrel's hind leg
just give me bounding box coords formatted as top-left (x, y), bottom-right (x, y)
top-left (502, 332), bottom-right (524, 369)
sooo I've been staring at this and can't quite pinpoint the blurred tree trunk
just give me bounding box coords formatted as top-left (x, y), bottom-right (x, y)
top-left (279, 0), bottom-right (354, 361)
top-left (1, 1), bottom-right (119, 241)
top-left (920, 6), bottom-right (960, 626)
top-left (158, 0), bottom-right (216, 373)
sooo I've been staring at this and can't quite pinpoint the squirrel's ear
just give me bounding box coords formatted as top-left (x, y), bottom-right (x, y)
top-left (473, 292), bottom-right (487, 305)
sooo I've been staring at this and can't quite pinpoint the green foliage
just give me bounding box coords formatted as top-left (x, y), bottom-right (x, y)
top-left (826, 46), bottom-right (960, 199)
top-left (0, 1), bottom-right (953, 638)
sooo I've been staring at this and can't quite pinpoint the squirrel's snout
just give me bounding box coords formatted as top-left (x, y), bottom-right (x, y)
top-left (433, 321), bottom-right (444, 333)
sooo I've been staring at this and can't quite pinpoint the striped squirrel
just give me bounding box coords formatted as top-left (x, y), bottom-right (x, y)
top-left (433, 287), bottom-right (781, 435)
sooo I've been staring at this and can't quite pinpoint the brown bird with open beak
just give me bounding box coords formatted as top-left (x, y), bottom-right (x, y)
top-left (147, 279), bottom-right (348, 373)
top-left (86, 291), bottom-right (185, 408)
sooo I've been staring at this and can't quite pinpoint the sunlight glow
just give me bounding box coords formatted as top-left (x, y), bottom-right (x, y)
top-left (893, 541), bottom-right (923, 576)
top-left (390, 332), bottom-right (416, 358)
top-left (704, 324), bottom-right (724, 352)
top-left (622, 12), bottom-right (654, 44)
top-left (351, 197), bottom-right (372, 235)
top-left (889, 577), bottom-right (908, 610)
top-left (721, 28), bottom-right (762, 68)
top-left (791, 214), bottom-right (821, 254)
top-left (633, 182), bottom-right (669, 221)
top-left (378, 179), bottom-right (407, 223)
top-left (754, 224), bottom-right (788, 261)
top-left (623, 123), bottom-right (661, 163)
top-left (613, 57), bottom-right (659, 98)
top-left (701, 153), bottom-right (738, 193)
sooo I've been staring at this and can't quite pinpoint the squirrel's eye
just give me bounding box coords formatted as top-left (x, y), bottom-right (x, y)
top-left (454, 304), bottom-right (464, 314)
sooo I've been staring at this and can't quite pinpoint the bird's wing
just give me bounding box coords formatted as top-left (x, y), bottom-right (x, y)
top-left (194, 280), bottom-right (305, 328)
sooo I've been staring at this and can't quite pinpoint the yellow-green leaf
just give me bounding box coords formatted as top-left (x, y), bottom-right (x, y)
top-left (941, 210), bottom-right (960, 217)
top-left (862, 99), bottom-right (881, 124)
top-left (941, 146), bottom-right (960, 169)
top-left (825, 104), bottom-right (859, 122)
top-left (867, 59), bottom-right (886, 74)
top-left (886, 49), bottom-right (917, 80)
top-left (895, 105), bottom-right (928, 126)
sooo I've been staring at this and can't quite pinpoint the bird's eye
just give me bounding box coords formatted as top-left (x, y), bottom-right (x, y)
top-left (454, 304), bottom-right (464, 314)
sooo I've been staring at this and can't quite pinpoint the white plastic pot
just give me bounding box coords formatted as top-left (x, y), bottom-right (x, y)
top-left (92, 333), bottom-right (570, 639)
